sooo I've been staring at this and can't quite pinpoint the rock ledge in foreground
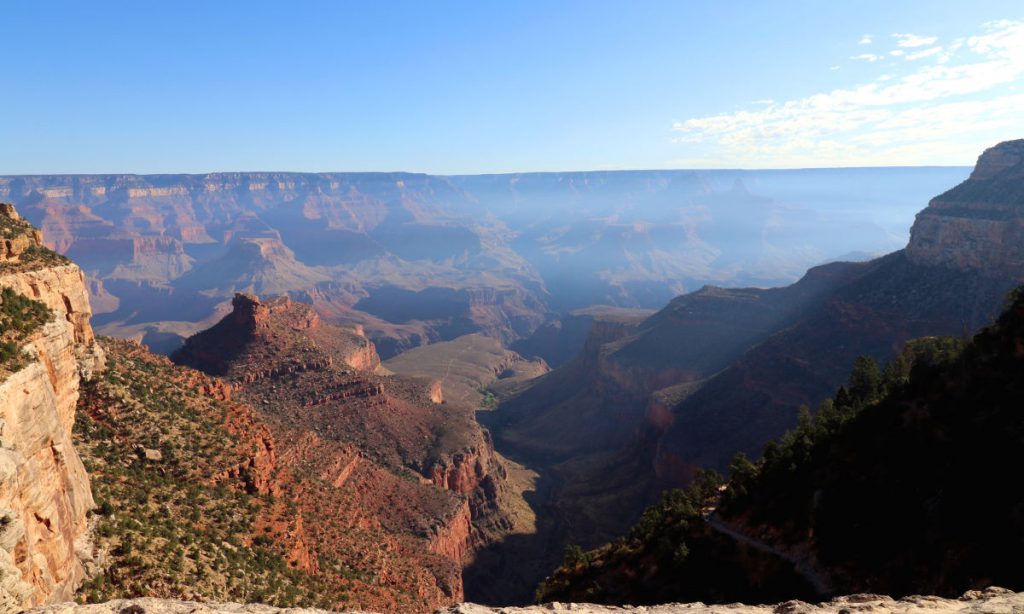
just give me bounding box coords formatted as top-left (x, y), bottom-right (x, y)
top-left (24, 587), bottom-right (1024, 614)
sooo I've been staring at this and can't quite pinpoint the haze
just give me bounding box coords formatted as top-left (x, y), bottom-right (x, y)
top-left (2, 3), bottom-right (1024, 614)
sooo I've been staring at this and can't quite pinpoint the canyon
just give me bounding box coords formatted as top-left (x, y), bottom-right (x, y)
top-left (0, 205), bottom-right (518, 612)
top-left (472, 139), bottom-right (1024, 602)
top-left (539, 251), bottom-right (1024, 606)
top-left (0, 168), bottom-right (966, 357)
top-left (0, 143), bottom-right (1019, 613)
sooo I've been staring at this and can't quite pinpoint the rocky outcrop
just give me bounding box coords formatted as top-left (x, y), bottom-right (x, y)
top-left (382, 333), bottom-right (548, 412)
top-left (0, 205), bottom-right (104, 608)
top-left (907, 139), bottom-right (1024, 274)
top-left (22, 587), bottom-right (1024, 614)
top-left (172, 293), bottom-right (520, 599)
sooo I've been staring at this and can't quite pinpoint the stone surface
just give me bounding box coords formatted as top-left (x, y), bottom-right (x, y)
top-left (21, 588), bottom-right (1024, 614)
top-left (0, 206), bottom-right (104, 608)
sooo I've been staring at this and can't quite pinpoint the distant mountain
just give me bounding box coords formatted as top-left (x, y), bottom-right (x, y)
top-left (0, 167), bottom-right (966, 355)
top-left (539, 286), bottom-right (1024, 604)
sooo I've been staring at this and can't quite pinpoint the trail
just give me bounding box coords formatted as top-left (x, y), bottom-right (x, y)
top-left (440, 342), bottom-right (474, 387)
top-left (707, 513), bottom-right (832, 596)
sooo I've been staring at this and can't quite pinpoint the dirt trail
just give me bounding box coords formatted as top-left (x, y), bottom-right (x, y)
top-left (707, 513), bottom-right (832, 596)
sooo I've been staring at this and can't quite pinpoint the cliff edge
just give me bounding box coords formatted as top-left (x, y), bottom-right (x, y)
top-left (907, 139), bottom-right (1024, 273)
top-left (0, 204), bottom-right (104, 609)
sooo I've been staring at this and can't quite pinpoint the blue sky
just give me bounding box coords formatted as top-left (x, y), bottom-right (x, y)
top-left (2, 1), bottom-right (1021, 174)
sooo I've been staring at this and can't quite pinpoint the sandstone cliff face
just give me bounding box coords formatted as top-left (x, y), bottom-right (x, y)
top-left (0, 205), bottom-right (103, 609)
top-left (907, 139), bottom-right (1024, 275)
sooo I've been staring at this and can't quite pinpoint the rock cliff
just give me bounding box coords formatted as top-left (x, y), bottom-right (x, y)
top-left (0, 204), bottom-right (103, 609)
top-left (907, 139), bottom-right (1024, 273)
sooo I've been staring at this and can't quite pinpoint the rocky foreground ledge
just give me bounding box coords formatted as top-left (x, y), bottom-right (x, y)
top-left (23, 588), bottom-right (1024, 614)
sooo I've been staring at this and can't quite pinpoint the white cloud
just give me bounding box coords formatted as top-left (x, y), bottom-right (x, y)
top-left (670, 20), bottom-right (1024, 167)
top-left (894, 33), bottom-right (939, 48)
top-left (853, 53), bottom-right (882, 62)
top-left (890, 49), bottom-right (906, 57)
top-left (859, 34), bottom-right (874, 45)
top-left (906, 46), bottom-right (943, 61)
top-left (830, 65), bottom-right (841, 71)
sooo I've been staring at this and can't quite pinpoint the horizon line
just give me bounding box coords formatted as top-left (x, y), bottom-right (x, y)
top-left (0, 164), bottom-right (973, 179)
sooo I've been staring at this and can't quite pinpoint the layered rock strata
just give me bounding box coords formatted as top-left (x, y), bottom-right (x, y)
top-left (0, 205), bottom-right (103, 608)
top-left (907, 139), bottom-right (1024, 272)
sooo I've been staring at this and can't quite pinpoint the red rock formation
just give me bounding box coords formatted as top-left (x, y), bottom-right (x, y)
top-left (171, 292), bottom-right (519, 604)
top-left (429, 501), bottom-right (473, 563)
top-left (89, 339), bottom-right (466, 612)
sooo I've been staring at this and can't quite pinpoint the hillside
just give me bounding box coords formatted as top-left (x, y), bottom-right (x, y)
top-left (0, 204), bottom-right (529, 613)
top-left (538, 286), bottom-right (1024, 604)
top-left (170, 293), bottom-right (538, 577)
top-left (655, 140), bottom-right (1024, 474)
top-left (75, 338), bottom-right (465, 613)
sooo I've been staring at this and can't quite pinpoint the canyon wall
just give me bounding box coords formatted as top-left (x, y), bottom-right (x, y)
top-left (907, 139), bottom-right (1024, 273)
top-left (0, 205), bottom-right (103, 609)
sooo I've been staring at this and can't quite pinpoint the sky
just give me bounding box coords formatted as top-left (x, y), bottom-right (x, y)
top-left (1, 1), bottom-right (1022, 174)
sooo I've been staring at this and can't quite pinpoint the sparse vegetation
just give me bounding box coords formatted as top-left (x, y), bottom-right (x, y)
top-left (0, 286), bottom-right (53, 373)
top-left (0, 211), bottom-right (70, 270)
top-left (75, 339), bottom-right (353, 609)
top-left (0, 210), bottom-right (34, 239)
top-left (479, 389), bottom-right (498, 409)
top-left (76, 338), bottom-right (462, 613)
